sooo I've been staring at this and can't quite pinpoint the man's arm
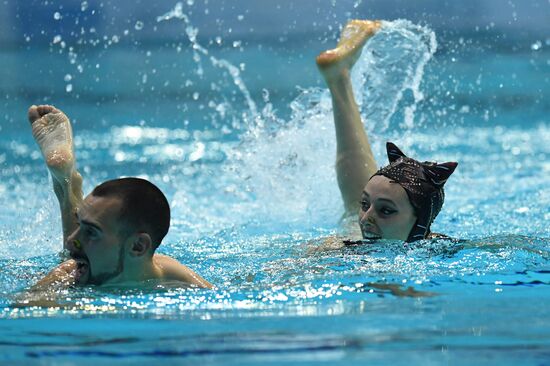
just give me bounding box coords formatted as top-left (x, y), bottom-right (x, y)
top-left (27, 260), bottom-right (77, 293)
top-left (10, 261), bottom-right (76, 308)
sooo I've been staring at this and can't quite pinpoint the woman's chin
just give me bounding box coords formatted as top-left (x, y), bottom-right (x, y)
top-left (361, 230), bottom-right (382, 240)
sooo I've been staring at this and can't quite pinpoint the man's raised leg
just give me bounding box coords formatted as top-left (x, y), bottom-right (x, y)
top-left (28, 105), bottom-right (83, 247)
top-left (317, 20), bottom-right (381, 214)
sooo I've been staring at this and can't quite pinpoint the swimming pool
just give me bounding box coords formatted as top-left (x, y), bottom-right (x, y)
top-left (1, 1), bottom-right (549, 365)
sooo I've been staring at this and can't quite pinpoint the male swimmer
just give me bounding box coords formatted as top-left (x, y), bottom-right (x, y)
top-left (317, 20), bottom-right (457, 244)
top-left (28, 105), bottom-right (212, 290)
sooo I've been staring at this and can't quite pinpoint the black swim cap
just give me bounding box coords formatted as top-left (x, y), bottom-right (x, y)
top-left (372, 142), bottom-right (457, 242)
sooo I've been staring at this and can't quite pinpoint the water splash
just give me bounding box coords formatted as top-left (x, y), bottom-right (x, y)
top-left (352, 20), bottom-right (437, 132)
top-left (211, 20), bottom-right (439, 230)
top-left (157, 2), bottom-right (257, 130)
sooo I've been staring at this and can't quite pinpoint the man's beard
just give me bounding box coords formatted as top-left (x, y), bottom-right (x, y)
top-left (87, 244), bottom-right (125, 285)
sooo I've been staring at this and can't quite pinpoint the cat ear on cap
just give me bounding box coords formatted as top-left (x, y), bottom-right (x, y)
top-left (423, 161), bottom-right (458, 186)
top-left (386, 142), bottom-right (407, 163)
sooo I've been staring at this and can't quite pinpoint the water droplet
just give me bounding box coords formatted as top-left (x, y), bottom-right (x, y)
top-left (262, 89), bottom-right (270, 102)
top-left (189, 142), bottom-right (205, 162)
top-left (135, 21), bottom-right (144, 31)
top-left (53, 12), bottom-right (62, 20)
top-left (459, 105), bottom-right (470, 114)
top-left (215, 36), bottom-right (222, 45)
top-left (80, 1), bottom-right (88, 11)
top-left (64, 74), bottom-right (72, 82)
top-left (192, 92), bottom-right (199, 100)
top-left (232, 40), bottom-right (241, 48)
top-left (237, 15), bottom-right (244, 21)
top-left (52, 35), bottom-right (62, 44)
top-left (187, 0), bottom-right (194, 5)
top-left (66, 84), bottom-right (73, 93)
top-left (530, 41), bottom-right (542, 51)
top-left (114, 151), bottom-right (126, 162)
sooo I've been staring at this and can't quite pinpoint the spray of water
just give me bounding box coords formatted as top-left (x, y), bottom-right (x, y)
top-left (156, 8), bottom-right (440, 236)
top-left (219, 20), bottom-right (438, 229)
top-left (157, 2), bottom-right (258, 131)
top-left (353, 20), bottom-right (437, 131)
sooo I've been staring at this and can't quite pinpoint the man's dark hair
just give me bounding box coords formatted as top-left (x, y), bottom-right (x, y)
top-left (91, 177), bottom-right (170, 250)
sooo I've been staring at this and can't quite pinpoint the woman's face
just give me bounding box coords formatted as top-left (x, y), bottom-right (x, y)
top-left (359, 175), bottom-right (417, 241)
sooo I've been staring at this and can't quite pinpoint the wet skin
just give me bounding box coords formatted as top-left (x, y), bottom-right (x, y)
top-left (27, 103), bottom-right (213, 291)
top-left (359, 175), bottom-right (416, 241)
top-left (61, 193), bottom-right (213, 288)
top-left (66, 194), bottom-right (130, 285)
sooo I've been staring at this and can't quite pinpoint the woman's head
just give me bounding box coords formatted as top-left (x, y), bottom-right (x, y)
top-left (359, 174), bottom-right (417, 240)
top-left (360, 142), bottom-right (457, 242)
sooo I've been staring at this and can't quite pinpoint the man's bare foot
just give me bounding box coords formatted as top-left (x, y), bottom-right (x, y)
top-left (316, 20), bottom-right (381, 81)
top-left (28, 105), bottom-right (81, 189)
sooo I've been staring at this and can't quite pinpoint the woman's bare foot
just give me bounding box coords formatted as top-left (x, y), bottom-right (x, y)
top-left (28, 105), bottom-right (82, 192)
top-left (317, 20), bottom-right (381, 82)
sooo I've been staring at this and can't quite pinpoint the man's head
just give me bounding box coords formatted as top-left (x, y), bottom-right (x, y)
top-left (90, 177), bottom-right (170, 248)
top-left (67, 178), bottom-right (170, 285)
top-left (359, 142), bottom-right (457, 242)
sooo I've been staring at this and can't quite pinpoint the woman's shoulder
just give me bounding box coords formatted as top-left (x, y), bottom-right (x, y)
top-left (427, 232), bottom-right (464, 243)
top-left (427, 232), bottom-right (450, 240)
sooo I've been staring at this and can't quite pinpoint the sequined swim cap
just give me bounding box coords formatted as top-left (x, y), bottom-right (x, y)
top-left (372, 142), bottom-right (458, 242)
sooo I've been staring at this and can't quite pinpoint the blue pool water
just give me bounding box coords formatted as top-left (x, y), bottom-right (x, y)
top-left (0, 1), bottom-right (549, 365)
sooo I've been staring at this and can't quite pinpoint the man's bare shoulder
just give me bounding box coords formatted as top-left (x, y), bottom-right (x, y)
top-left (153, 254), bottom-right (213, 289)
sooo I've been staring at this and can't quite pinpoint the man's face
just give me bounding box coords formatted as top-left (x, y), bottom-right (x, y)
top-left (66, 194), bottom-right (130, 285)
